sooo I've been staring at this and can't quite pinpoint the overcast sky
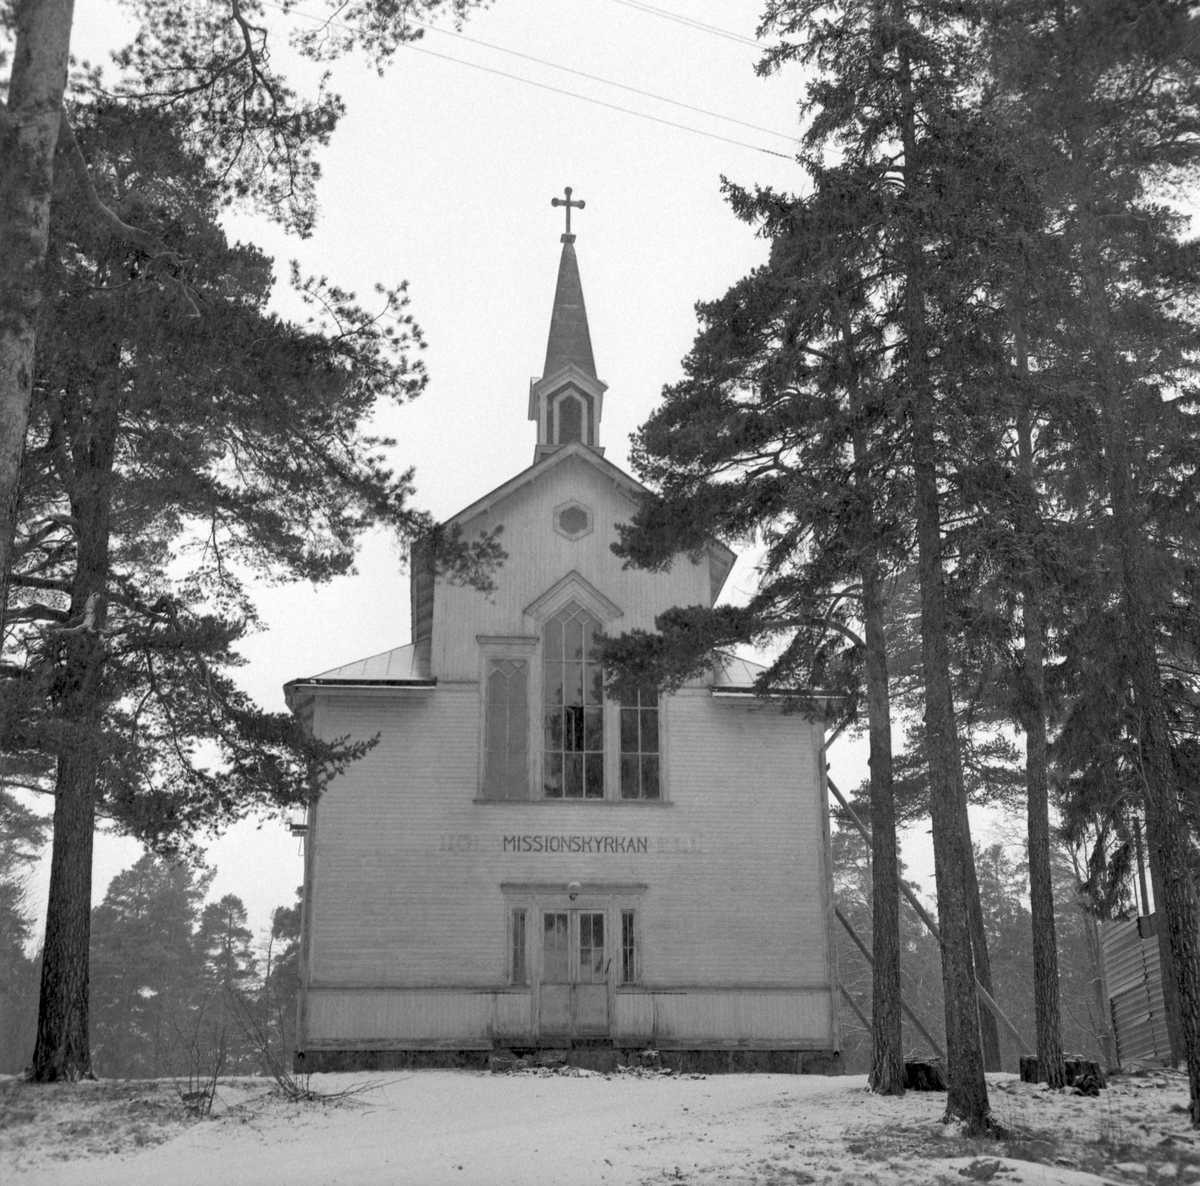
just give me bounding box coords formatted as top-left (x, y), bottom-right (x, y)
top-left (27, 0), bottom-right (885, 942)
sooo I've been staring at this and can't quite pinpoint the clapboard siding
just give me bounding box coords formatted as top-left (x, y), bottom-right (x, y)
top-left (307, 989), bottom-right (495, 1046)
top-left (296, 442), bottom-right (837, 1053)
top-left (432, 454), bottom-right (712, 682)
top-left (302, 679), bottom-right (835, 1049)
top-left (650, 989), bottom-right (831, 1046)
top-left (303, 986), bottom-right (833, 1049)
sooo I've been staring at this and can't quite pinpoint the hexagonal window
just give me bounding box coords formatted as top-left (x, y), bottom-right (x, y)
top-left (554, 501), bottom-right (593, 541)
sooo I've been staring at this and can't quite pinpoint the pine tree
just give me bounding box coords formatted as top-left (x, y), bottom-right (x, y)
top-left (2, 103), bottom-right (498, 1082)
top-left (604, 166), bottom-right (912, 1095)
top-left (986, 0), bottom-right (1200, 1119)
top-left (0, 0), bottom-right (488, 636)
top-left (759, 0), bottom-right (1003, 1128)
top-left (89, 854), bottom-right (212, 1078)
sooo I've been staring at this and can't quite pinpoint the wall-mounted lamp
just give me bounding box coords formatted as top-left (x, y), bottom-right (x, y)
top-left (568, 881), bottom-right (582, 901)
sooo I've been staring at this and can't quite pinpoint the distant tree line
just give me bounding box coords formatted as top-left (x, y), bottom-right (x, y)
top-left (0, 849), bottom-right (300, 1079)
top-left (833, 830), bottom-right (1115, 1077)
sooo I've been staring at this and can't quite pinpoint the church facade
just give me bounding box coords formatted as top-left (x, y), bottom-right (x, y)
top-left (285, 210), bottom-right (841, 1070)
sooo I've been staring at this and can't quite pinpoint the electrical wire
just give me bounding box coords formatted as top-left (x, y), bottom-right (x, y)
top-left (399, 41), bottom-right (793, 159)
top-left (409, 20), bottom-right (796, 143)
top-left (261, 1), bottom-right (796, 160)
top-left (602, 0), bottom-right (762, 48)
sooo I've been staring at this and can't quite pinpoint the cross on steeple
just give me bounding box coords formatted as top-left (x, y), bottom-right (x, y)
top-left (551, 186), bottom-right (585, 238)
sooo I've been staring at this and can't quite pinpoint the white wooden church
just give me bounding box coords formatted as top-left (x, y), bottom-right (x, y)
top-left (284, 198), bottom-right (841, 1070)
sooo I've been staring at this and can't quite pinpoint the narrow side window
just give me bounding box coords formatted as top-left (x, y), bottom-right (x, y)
top-left (621, 910), bottom-right (637, 984)
top-left (484, 658), bottom-right (528, 800)
top-left (619, 684), bottom-right (660, 800)
top-left (511, 909), bottom-right (527, 985)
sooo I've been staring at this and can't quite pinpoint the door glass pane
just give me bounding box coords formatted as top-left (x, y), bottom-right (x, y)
top-left (543, 912), bottom-right (569, 982)
top-left (578, 912), bottom-right (605, 983)
top-left (511, 910), bottom-right (527, 984)
top-left (621, 911), bottom-right (636, 984)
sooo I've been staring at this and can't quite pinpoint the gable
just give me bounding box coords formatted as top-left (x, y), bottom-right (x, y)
top-left (422, 451), bottom-right (721, 681)
top-left (410, 445), bottom-right (735, 676)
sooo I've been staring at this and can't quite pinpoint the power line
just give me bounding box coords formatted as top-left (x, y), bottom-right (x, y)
top-left (411, 20), bottom-right (796, 143)
top-left (603, 0), bottom-right (762, 48)
top-left (400, 41), bottom-right (793, 159)
top-left (261, 1), bottom-right (795, 161)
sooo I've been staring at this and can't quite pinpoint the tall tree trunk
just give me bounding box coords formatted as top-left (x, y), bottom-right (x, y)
top-left (30, 396), bottom-right (115, 1081)
top-left (31, 746), bottom-right (95, 1080)
top-left (845, 315), bottom-right (904, 1096)
top-left (897, 28), bottom-right (990, 1130)
top-left (0, 0), bottom-right (74, 634)
top-left (1012, 318), bottom-right (1067, 1088)
top-left (913, 387), bottom-right (990, 1130)
top-left (863, 555), bottom-right (904, 1093)
top-left (1082, 241), bottom-right (1200, 1124)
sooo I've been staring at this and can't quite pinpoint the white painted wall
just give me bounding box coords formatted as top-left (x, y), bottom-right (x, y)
top-left (301, 687), bottom-right (836, 1049)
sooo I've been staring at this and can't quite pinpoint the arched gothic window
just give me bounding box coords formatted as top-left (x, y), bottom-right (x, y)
top-left (542, 600), bottom-right (603, 798)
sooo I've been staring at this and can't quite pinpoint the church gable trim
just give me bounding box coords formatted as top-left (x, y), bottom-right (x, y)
top-left (446, 442), bottom-right (643, 531)
top-left (523, 570), bottom-right (623, 626)
top-left (527, 362), bottom-right (608, 421)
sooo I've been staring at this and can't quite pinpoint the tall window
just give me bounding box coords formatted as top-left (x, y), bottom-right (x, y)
top-left (557, 394), bottom-right (583, 444)
top-left (619, 684), bottom-right (660, 799)
top-left (484, 659), bottom-right (528, 799)
top-left (543, 601), bottom-right (603, 798)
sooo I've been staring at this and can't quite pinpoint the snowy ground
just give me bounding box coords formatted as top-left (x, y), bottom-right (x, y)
top-left (2, 1067), bottom-right (1198, 1185)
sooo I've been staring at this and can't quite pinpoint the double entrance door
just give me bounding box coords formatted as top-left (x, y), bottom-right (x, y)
top-left (538, 909), bottom-right (608, 1038)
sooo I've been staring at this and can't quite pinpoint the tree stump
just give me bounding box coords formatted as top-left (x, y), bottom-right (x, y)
top-left (1019, 1055), bottom-right (1105, 1089)
top-left (904, 1060), bottom-right (947, 1091)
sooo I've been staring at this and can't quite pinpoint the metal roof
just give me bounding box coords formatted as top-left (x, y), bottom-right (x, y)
top-left (289, 641), bottom-right (433, 686)
top-left (711, 652), bottom-right (769, 691)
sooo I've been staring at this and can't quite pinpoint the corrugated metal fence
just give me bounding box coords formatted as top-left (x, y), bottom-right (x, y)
top-left (1100, 917), bottom-right (1170, 1067)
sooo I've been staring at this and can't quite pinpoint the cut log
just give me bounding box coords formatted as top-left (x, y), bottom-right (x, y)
top-left (904, 1060), bottom-right (947, 1091)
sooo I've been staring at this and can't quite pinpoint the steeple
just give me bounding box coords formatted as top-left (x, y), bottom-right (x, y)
top-left (543, 235), bottom-right (596, 378)
top-left (529, 188), bottom-right (607, 462)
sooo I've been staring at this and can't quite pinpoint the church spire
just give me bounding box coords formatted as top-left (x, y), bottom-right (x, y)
top-left (529, 188), bottom-right (607, 462)
top-left (543, 232), bottom-right (596, 379)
